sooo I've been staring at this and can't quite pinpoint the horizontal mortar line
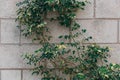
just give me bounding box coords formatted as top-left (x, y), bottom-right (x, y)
top-left (76, 18), bottom-right (120, 20)
top-left (0, 18), bottom-right (16, 20)
top-left (52, 42), bottom-right (120, 44)
top-left (46, 18), bottom-right (120, 20)
top-left (22, 42), bottom-right (120, 44)
top-left (0, 42), bottom-right (119, 45)
top-left (0, 68), bottom-right (33, 70)
top-left (46, 17), bottom-right (120, 20)
top-left (20, 43), bottom-right (70, 45)
top-left (1, 17), bottom-right (120, 20)
top-left (0, 43), bottom-right (41, 45)
top-left (0, 43), bottom-right (21, 45)
top-left (84, 43), bottom-right (120, 45)
top-left (0, 44), bottom-right (41, 46)
top-left (0, 68), bottom-right (62, 70)
top-left (20, 43), bottom-right (41, 45)
top-left (0, 43), bottom-right (119, 45)
top-left (0, 17), bottom-right (95, 19)
top-left (94, 18), bottom-right (120, 20)
top-left (22, 43), bottom-right (75, 45)
top-left (85, 42), bottom-right (119, 44)
top-left (23, 42), bottom-right (120, 45)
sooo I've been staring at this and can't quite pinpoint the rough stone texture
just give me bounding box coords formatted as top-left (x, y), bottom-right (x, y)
top-left (1, 20), bottom-right (20, 43)
top-left (23, 70), bottom-right (41, 80)
top-left (0, 0), bottom-right (19, 18)
top-left (1, 70), bottom-right (21, 80)
top-left (76, 20), bottom-right (118, 43)
top-left (96, 0), bottom-right (120, 18)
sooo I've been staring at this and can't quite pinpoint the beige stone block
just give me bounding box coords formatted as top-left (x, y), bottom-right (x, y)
top-left (0, 45), bottom-right (40, 68)
top-left (23, 70), bottom-right (41, 80)
top-left (75, 20), bottom-right (118, 43)
top-left (1, 70), bottom-right (21, 80)
top-left (1, 20), bottom-right (20, 43)
top-left (108, 44), bottom-right (120, 64)
top-left (96, 0), bottom-right (120, 18)
top-left (0, 0), bottom-right (19, 18)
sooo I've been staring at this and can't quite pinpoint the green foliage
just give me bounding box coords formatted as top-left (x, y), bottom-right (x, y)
top-left (23, 42), bottom-right (120, 80)
top-left (16, 0), bottom-right (120, 80)
top-left (16, 0), bottom-right (88, 43)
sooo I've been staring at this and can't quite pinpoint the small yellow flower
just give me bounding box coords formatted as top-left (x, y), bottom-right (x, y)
top-left (98, 50), bottom-right (102, 53)
top-left (104, 75), bottom-right (109, 78)
top-left (91, 45), bottom-right (95, 47)
top-left (57, 45), bottom-right (66, 49)
top-left (27, 12), bottom-right (31, 16)
top-left (108, 47), bottom-right (113, 50)
top-left (29, 28), bottom-right (32, 32)
top-left (112, 63), bottom-right (116, 66)
top-left (37, 22), bottom-right (47, 28)
top-left (111, 66), bottom-right (114, 70)
top-left (37, 24), bottom-right (44, 28)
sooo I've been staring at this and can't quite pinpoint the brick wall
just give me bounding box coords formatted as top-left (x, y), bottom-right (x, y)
top-left (0, 0), bottom-right (120, 80)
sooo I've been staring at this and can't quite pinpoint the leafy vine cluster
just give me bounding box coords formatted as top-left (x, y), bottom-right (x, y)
top-left (16, 0), bottom-right (120, 80)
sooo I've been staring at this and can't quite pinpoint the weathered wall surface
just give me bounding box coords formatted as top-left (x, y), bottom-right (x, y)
top-left (0, 0), bottom-right (120, 80)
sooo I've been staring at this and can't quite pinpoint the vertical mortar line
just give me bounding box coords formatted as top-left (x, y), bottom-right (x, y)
top-left (0, 70), bottom-right (1, 80)
top-left (19, 24), bottom-right (22, 46)
top-left (117, 20), bottom-right (119, 43)
top-left (93, 0), bottom-right (96, 18)
top-left (69, 27), bottom-right (72, 43)
top-left (21, 70), bottom-right (23, 80)
top-left (0, 19), bottom-right (1, 45)
top-left (69, 20), bottom-right (73, 43)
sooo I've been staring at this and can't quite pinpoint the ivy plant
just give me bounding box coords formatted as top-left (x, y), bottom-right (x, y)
top-left (16, 0), bottom-right (120, 80)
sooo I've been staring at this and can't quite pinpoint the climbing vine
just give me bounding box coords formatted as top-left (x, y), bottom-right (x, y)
top-left (16, 0), bottom-right (120, 80)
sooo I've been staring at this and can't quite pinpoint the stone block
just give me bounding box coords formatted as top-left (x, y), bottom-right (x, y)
top-left (1, 19), bottom-right (20, 43)
top-left (0, 45), bottom-right (40, 68)
top-left (96, 0), bottom-right (120, 18)
top-left (0, 0), bottom-right (19, 18)
top-left (75, 20), bottom-right (118, 43)
top-left (1, 70), bottom-right (21, 80)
